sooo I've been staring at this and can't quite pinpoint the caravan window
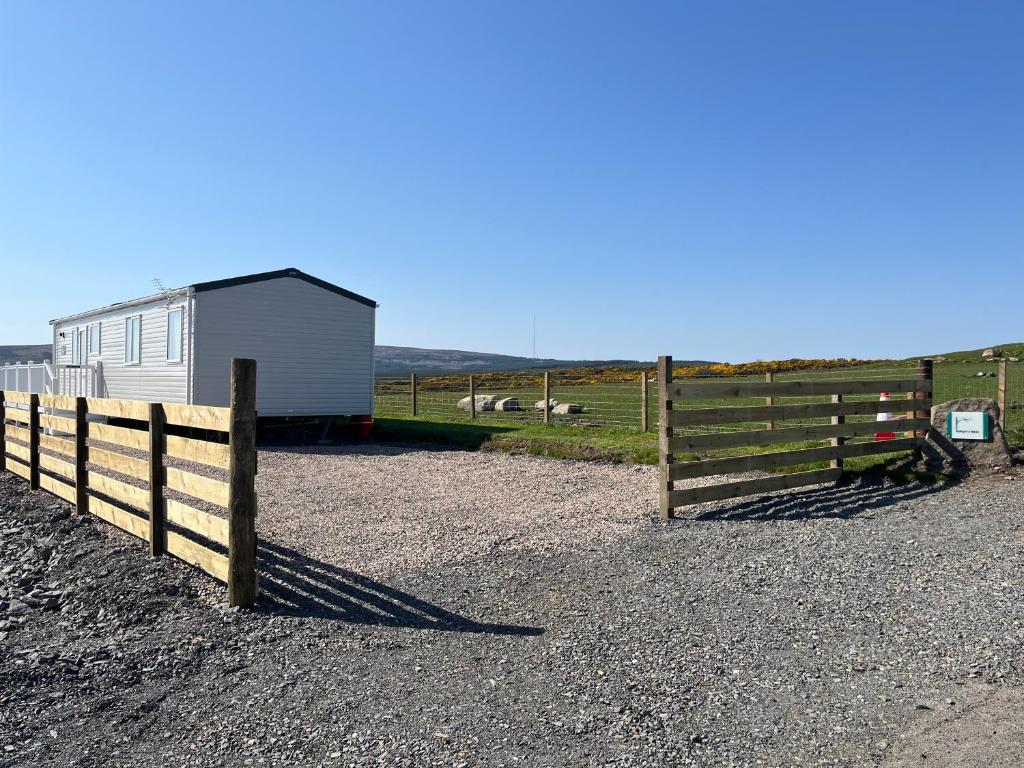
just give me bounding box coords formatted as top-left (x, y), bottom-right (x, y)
top-left (88, 323), bottom-right (101, 355)
top-left (125, 315), bottom-right (142, 364)
top-left (166, 308), bottom-right (183, 363)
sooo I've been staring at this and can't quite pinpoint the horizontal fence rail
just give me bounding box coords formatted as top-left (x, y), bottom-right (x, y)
top-left (0, 358), bottom-right (258, 607)
top-left (658, 356), bottom-right (934, 518)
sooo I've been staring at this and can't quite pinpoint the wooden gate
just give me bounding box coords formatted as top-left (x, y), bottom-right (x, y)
top-left (657, 356), bottom-right (933, 519)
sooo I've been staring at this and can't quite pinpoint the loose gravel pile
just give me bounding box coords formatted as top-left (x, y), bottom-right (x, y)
top-left (1, 446), bottom-right (1023, 767)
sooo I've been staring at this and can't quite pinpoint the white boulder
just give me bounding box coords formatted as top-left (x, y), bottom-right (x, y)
top-left (551, 402), bottom-right (584, 415)
top-left (457, 394), bottom-right (499, 411)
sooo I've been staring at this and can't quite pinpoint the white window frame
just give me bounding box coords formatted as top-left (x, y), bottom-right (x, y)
top-left (166, 307), bottom-right (183, 364)
top-left (125, 315), bottom-right (142, 365)
top-left (70, 329), bottom-right (80, 365)
top-left (88, 323), bottom-right (101, 356)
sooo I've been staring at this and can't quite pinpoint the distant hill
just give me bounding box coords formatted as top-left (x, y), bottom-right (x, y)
top-left (373, 346), bottom-right (707, 375)
top-left (0, 343), bottom-right (707, 374)
top-left (0, 345), bottom-right (50, 364)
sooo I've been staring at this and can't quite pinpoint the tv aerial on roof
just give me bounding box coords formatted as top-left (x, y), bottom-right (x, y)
top-left (152, 277), bottom-right (177, 306)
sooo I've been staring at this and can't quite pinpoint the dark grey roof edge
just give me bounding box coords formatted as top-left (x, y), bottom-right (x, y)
top-left (191, 267), bottom-right (379, 308)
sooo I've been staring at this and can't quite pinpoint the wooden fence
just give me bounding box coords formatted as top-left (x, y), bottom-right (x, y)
top-left (0, 358), bottom-right (258, 607)
top-left (658, 356), bottom-right (933, 518)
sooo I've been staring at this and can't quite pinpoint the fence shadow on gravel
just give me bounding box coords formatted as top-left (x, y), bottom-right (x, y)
top-left (694, 473), bottom-right (953, 523)
top-left (255, 540), bottom-right (544, 637)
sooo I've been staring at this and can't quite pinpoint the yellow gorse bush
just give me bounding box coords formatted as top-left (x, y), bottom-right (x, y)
top-left (378, 358), bottom-right (885, 392)
top-left (673, 358), bottom-right (881, 379)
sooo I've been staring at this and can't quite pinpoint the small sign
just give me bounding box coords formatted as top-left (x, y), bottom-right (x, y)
top-left (946, 411), bottom-right (990, 441)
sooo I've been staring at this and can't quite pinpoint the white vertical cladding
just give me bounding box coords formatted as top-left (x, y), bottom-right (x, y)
top-left (192, 276), bottom-right (376, 416)
top-left (52, 294), bottom-right (191, 403)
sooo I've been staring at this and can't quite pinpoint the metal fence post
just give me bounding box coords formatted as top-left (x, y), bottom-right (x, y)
top-left (228, 358), bottom-right (258, 609)
top-left (469, 375), bottom-right (476, 420)
top-left (658, 356), bottom-right (673, 520)
top-left (765, 372), bottom-right (774, 430)
top-left (410, 373), bottom-right (417, 417)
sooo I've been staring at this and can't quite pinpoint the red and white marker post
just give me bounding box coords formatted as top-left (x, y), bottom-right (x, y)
top-left (874, 391), bottom-right (897, 441)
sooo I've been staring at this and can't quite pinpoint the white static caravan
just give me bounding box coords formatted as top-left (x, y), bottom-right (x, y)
top-left (49, 268), bottom-right (378, 418)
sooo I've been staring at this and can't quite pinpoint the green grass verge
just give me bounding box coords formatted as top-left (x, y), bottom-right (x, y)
top-left (372, 417), bottom-right (660, 464)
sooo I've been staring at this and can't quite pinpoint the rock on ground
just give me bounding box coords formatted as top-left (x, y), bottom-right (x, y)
top-left (924, 398), bottom-right (1014, 474)
top-left (457, 394), bottom-right (498, 412)
top-left (551, 402), bottom-right (584, 414)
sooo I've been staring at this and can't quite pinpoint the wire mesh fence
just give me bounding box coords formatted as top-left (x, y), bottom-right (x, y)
top-left (374, 360), bottom-right (1023, 445)
top-left (933, 360), bottom-right (1022, 445)
top-left (374, 371), bottom-right (657, 429)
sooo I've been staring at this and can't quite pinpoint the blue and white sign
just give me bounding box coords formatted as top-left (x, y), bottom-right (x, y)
top-left (946, 411), bottom-right (990, 441)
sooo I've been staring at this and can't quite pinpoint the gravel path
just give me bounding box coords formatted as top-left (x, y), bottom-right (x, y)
top-left (254, 445), bottom-right (657, 578)
top-left (2, 446), bottom-right (1023, 767)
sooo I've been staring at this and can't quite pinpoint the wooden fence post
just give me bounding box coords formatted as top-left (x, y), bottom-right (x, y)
top-left (148, 402), bottom-right (166, 556)
top-left (28, 393), bottom-right (39, 490)
top-left (997, 360), bottom-right (1008, 430)
top-left (658, 356), bottom-right (673, 520)
top-left (544, 372), bottom-right (551, 424)
top-left (914, 359), bottom-right (933, 442)
top-left (641, 370), bottom-right (649, 432)
top-left (0, 390), bottom-right (5, 474)
top-left (410, 373), bottom-right (417, 417)
top-left (469, 375), bottom-right (476, 420)
top-left (765, 372), bottom-right (774, 430)
top-left (830, 394), bottom-right (844, 471)
top-left (74, 397), bottom-right (88, 513)
top-left (228, 358), bottom-right (258, 609)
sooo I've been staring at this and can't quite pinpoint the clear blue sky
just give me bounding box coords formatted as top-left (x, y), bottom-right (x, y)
top-left (1, 1), bottom-right (1021, 362)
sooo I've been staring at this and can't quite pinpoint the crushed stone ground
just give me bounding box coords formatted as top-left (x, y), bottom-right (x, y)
top-left (1, 445), bottom-right (1022, 767)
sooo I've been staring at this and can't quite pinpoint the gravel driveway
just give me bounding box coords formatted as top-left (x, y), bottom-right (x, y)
top-left (2, 444), bottom-right (1023, 767)
top-left (254, 445), bottom-right (656, 578)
